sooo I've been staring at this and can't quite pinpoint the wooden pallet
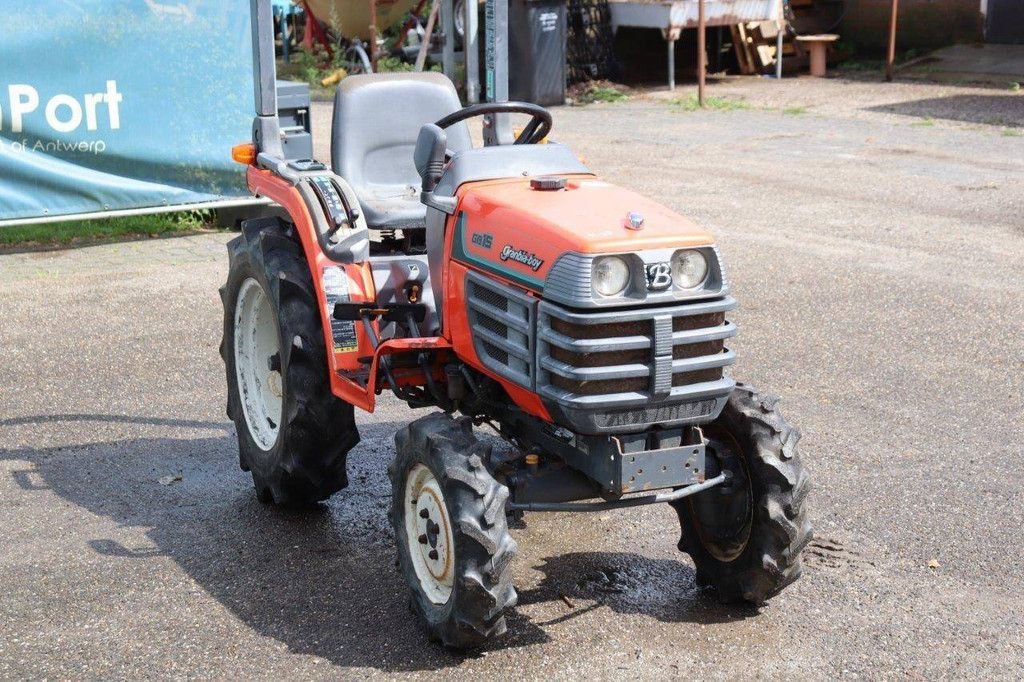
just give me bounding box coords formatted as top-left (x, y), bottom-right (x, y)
top-left (731, 20), bottom-right (806, 74)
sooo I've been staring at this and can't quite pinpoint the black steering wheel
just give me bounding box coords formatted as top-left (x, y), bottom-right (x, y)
top-left (434, 102), bottom-right (552, 145)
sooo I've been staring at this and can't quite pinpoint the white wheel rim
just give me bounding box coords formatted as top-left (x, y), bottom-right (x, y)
top-left (405, 463), bottom-right (455, 605)
top-left (234, 278), bottom-right (283, 451)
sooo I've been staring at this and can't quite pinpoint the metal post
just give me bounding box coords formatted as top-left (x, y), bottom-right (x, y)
top-left (369, 0), bottom-right (379, 72)
top-left (249, 0), bottom-right (283, 158)
top-left (668, 37), bottom-right (675, 91)
top-left (483, 0), bottom-right (513, 146)
top-left (667, 38), bottom-right (675, 90)
top-left (279, 6), bottom-right (291, 64)
top-left (465, 0), bottom-right (480, 103)
top-left (885, 0), bottom-right (899, 81)
top-left (415, 2), bottom-right (440, 71)
top-left (775, 2), bottom-right (784, 79)
top-left (697, 0), bottom-right (706, 106)
top-left (489, 0), bottom-right (509, 103)
top-left (442, 0), bottom-right (456, 81)
top-left (663, 28), bottom-right (680, 91)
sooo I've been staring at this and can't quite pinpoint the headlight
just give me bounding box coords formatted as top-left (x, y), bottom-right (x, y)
top-left (592, 256), bottom-right (630, 297)
top-left (671, 250), bottom-right (709, 289)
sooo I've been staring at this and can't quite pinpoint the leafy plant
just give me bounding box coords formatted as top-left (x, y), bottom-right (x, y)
top-left (671, 95), bottom-right (748, 112)
top-left (569, 81), bottom-right (630, 105)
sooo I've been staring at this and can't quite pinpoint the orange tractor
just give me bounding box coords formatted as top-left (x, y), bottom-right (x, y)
top-left (223, 0), bottom-right (811, 648)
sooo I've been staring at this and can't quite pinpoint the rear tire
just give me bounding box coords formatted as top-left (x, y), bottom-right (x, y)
top-left (221, 218), bottom-right (359, 505)
top-left (389, 413), bottom-right (518, 649)
top-left (672, 384), bottom-right (812, 604)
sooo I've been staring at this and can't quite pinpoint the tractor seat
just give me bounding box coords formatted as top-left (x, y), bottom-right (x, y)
top-left (331, 73), bottom-right (472, 231)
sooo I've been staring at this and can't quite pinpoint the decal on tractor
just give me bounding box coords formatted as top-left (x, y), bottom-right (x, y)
top-left (322, 266), bottom-right (359, 353)
top-left (471, 232), bottom-right (493, 249)
top-left (645, 262), bottom-right (673, 291)
top-left (499, 245), bottom-right (544, 271)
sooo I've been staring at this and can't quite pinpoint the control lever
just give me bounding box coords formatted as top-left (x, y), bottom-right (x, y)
top-left (308, 175), bottom-right (361, 238)
top-left (330, 188), bottom-right (361, 238)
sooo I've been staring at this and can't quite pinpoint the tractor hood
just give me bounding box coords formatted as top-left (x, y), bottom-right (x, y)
top-left (452, 175), bottom-right (716, 292)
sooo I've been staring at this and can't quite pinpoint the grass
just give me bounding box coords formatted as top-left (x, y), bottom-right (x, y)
top-left (1009, 82), bottom-right (1021, 92)
top-left (569, 81), bottom-right (631, 105)
top-left (782, 106), bottom-right (808, 116)
top-left (1002, 128), bottom-right (1022, 137)
top-left (834, 58), bottom-right (892, 73)
top-left (913, 117), bottom-right (936, 127)
top-left (580, 86), bottom-right (630, 104)
top-left (835, 49), bottom-right (923, 73)
top-left (0, 211), bottom-right (220, 250)
top-left (671, 95), bottom-right (748, 112)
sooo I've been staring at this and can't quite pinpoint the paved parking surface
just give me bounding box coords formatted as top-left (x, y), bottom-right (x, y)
top-left (2, 78), bottom-right (1023, 679)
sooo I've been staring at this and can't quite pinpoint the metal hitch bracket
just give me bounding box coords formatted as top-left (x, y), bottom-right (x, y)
top-left (507, 471), bottom-right (728, 513)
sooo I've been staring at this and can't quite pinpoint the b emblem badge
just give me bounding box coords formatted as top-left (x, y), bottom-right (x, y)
top-left (645, 262), bottom-right (673, 291)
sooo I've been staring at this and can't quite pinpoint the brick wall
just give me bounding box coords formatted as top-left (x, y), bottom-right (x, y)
top-left (840, 0), bottom-right (984, 54)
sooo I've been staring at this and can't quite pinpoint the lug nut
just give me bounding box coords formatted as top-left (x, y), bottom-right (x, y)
top-left (428, 550), bottom-right (439, 561)
top-left (418, 534), bottom-right (428, 545)
top-left (419, 508), bottom-right (430, 519)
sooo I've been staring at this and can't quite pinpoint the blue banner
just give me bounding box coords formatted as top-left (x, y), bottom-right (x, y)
top-left (0, 1), bottom-right (256, 223)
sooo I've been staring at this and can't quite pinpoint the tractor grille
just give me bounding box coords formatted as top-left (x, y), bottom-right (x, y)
top-left (463, 269), bottom-right (737, 433)
top-left (465, 270), bottom-right (535, 387)
top-left (538, 298), bottom-right (737, 401)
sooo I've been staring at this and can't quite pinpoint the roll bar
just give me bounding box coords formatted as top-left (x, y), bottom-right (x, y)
top-left (247, 0), bottom-right (514, 156)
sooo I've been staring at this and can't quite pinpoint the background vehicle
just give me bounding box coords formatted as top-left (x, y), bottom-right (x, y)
top-left (223, 0), bottom-right (812, 648)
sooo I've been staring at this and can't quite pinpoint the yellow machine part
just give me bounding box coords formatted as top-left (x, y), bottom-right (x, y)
top-left (302, 0), bottom-right (421, 41)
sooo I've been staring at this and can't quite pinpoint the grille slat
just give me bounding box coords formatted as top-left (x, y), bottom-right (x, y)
top-left (475, 286), bottom-right (509, 313)
top-left (482, 341), bottom-right (509, 366)
top-left (478, 314), bottom-right (508, 339)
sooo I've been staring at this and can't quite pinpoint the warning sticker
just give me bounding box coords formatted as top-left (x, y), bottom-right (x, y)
top-left (322, 266), bottom-right (359, 353)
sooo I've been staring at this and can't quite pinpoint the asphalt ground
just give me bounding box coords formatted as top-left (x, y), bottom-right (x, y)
top-left (2, 78), bottom-right (1023, 679)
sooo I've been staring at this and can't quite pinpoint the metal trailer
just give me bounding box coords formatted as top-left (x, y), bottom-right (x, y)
top-left (608, 0), bottom-right (785, 89)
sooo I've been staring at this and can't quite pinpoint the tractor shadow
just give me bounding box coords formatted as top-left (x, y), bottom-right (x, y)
top-left (516, 551), bottom-right (760, 627)
top-left (0, 413), bottom-right (547, 673)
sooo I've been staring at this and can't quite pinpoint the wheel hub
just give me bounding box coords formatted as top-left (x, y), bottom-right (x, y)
top-left (404, 464), bottom-right (455, 605)
top-left (233, 278), bottom-right (283, 451)
top-left (690, 435), bottom-right (753, 563)
top-left (267, 371), bottom-right (283, 399)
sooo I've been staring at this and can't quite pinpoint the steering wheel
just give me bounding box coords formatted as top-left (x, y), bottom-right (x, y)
top-left (434, 102), bottom-right (553, 145)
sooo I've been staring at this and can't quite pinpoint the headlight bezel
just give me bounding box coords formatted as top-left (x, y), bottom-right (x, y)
top-left (544, 246), bottom-right (728, 309)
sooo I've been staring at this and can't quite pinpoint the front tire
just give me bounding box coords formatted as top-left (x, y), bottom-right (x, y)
top-left (389, 413), bottom-right (518, 649)
top-left (221, 218), bottom-right (359, 505)
top-left (672, 384), bottom-right (813, 604)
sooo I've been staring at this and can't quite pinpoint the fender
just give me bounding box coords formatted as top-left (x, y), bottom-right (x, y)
top-left (247, 166), bottom-right (415, 412)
